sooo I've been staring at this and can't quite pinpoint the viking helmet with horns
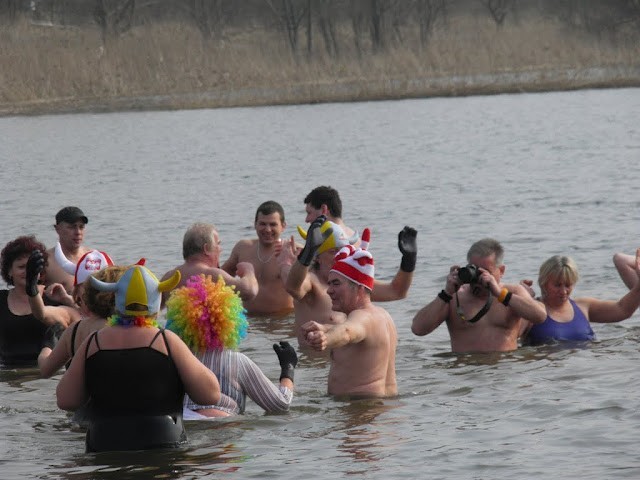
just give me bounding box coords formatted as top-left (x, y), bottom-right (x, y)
top-left (90, 265), bottom-right (180, 316)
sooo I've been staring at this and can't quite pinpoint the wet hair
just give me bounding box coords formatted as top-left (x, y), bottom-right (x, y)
top-left (183, 223), bottom-right (217, 259)
top-left (538, 255), bottom-right (579, 292)
top-left (304, 186), bottom-right (342, 218)
top-left (82, 266), bottom-right (128, 318)
top-left (254, 200), bottom-right (285, 224)
top-left (1, 235), bottom-right (48, 286)
top-left (466, 238), bottom-right (504, 265)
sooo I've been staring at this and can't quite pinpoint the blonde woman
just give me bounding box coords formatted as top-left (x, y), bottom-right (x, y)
top-left (522, 250), bottom-right (640, 345)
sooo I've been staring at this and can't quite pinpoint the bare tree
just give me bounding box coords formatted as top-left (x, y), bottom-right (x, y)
top-left (94, 0), bottom-right (136, 41)
top-left (479, 0), bottom-right (513, 27)
top-left (186, 0), bottom-right (230, 40)
top-left (316, 0), bottom-right (339, 57)
top-left (370, 0), bottom-right (402, 51)
top-left (0, 0), bottom-right (20, 23)
top-left (264, 0), bottom-right (308, 55)
top-left (555, 0), bottom-right (640, 36)
top-left (349, 0), bottom-right (400, 53)
top-left (349, 0), bottom-right (368, 56)
top-left (414, 0), bottom-right (446, 47)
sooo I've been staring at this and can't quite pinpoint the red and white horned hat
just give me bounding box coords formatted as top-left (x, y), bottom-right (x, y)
top-left (330, 228), bottom-right (374, 291)
top-left (54, 242), bottom-right (114, 286)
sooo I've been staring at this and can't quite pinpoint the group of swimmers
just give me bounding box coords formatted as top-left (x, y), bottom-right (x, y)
top-left (1, 186), bottom-right (639, 452)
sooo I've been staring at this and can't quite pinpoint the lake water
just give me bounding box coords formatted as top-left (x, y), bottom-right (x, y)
top-left (1, 88), bottom-right (639, 479)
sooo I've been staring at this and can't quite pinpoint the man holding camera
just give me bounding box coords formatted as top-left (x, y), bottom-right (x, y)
top-left (411, 238), bottom-right (546, 353)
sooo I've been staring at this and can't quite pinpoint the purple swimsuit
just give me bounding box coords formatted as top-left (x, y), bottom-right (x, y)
top-left (524, 299), bottom-right (594, 345)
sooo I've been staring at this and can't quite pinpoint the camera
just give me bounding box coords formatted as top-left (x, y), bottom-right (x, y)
top-left (458, 264), bottom-right (481, 284)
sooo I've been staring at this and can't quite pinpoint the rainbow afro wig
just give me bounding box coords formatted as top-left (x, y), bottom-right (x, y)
top-left (165, 274), bottom-right (248, 352)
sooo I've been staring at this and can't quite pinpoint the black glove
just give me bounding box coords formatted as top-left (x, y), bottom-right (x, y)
top-left (273, 341), bottom-right (298, 382)
top-left (26, 250), bottom-right (45, 297)
top-left (398, 226), bottom-right (417, 272)
top-left (42, 322), bottom-right (65, 350)
top-left (298, 215), bottom-right (332, 267)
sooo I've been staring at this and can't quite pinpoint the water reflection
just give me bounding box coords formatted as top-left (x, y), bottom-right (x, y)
top-left (48, 445), bottom-right (246, 479)
top-left (332, 398), bottom-right (404, 469)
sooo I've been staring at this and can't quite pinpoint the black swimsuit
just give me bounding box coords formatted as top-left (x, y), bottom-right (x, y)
top-left (0, 290), bottom-right (59, 367)
top-left (84, 329), bottom-right (186, 452)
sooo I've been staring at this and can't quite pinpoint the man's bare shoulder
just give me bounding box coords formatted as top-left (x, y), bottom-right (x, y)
top-left (231, 238), bottom-right (257, 253)
top-left (348, 305), bottom-right (382, 325)
top-left (168, 264), bottom-right (225, 282)
top-left (234, 238), bottom-right (257, 247)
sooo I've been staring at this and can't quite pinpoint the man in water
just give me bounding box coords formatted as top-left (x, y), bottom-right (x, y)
top-left (301, 237), bottom-right (397, 398)
top-left (222, 201), bottom-right (296, 316)
top-left (279, 216), bottom-right (416, 343)
top-left (411, 238), bottom-right (546, 353)
top-left (161, 223), bottom-right (258, 307)
top-left (303, 186), bottom-right (358, 243)
top-left (45, 207), bottom-right (93, 294)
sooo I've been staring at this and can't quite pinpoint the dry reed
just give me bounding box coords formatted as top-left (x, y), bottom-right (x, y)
top-left (1, 14), bottom-right (639, 115)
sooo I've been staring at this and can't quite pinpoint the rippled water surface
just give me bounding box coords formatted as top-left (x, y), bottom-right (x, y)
top-left (1, 88), bottom-right (639, 479)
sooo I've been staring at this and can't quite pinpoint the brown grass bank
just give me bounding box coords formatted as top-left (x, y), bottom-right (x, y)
top-left (1, 15), bottom-right (639, 116)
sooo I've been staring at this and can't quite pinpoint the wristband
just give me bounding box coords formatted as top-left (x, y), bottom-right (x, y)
top-left (438, 290), bottom-right (452, 303)
top-left (502, 292), bottom-right (513, 306)
top-left (497, 288), bottom-right (509, 303)
top-left (400, 253), bottom-right (417, 273)
top-left (280, 365), bottom-right (295, 382)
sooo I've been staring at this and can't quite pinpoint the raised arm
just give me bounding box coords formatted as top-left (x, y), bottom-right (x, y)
top-left (482, 270), bottom-right (546, 325)
top-left (285, 217), bottom-right (331, 300)
top-left (277, 235), bottom-right (312, 300)
top-left (371, 226), bottom-right (416, 302)
top-left (370, 272), bottom-right (413, 301)
top-left (411, 266), bottom-right (459, 336)
top-left (588, 248), bottom-right (640, 323)
top-left (613, 251), bottom-right (639, 290)
top-left (27, 251), bottom-right (78, 328)
top-left (235, 342), bottom-right (297, 413)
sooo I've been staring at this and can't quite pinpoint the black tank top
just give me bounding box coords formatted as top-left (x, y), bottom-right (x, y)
top-left (83, 328), bottom-right (187, 452)
top-left (85, 329), bottom-right (185, 416)
top-left (0, 290), bottom-right (57, 366)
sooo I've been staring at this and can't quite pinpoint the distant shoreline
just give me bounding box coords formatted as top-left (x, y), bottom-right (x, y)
top-left (2, 65), bottom-right (639, 117)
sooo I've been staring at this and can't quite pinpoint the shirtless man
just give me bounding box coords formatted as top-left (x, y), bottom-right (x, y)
top-left (280, 216), bottom-right (416, 342)
top-left (411, 238), bottom-right (546, 353)
top-left (222, 201), bottom-right (294, 316)
top-left (303, 186), bottom-right (358, 242)
top-left (301, 240), bottom-right (397, 398)
top-left (45, 207), bottom-right (92, 294)
top-left (161, 223), bottom-right (258, 306)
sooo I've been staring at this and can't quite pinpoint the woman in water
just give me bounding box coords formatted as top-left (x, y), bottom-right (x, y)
top-left (521, 249), bottom-right (640, 345)
top-left (56, 264), bottom-right (220, 452)
top-left (0, 236), bottom-right (73, 367)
